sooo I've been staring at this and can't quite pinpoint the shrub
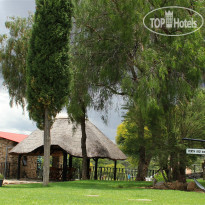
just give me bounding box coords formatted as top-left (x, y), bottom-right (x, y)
top-left (0, 174), bottom-right (4, 180)
top-left (154, 171), bottom-right (167, 182)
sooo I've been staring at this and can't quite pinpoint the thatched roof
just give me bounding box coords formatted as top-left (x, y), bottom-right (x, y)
top-left (10, 118), bottom-right (127, 160)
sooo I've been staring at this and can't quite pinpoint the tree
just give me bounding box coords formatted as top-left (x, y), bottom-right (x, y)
top-left (116, 120), bottom-right (153, 180)
top-left (26, 0), bottom-right (72, 185)
top-left (72, 0), bottom-right (205, 181)
top-left (66, 65), bottom-right (91, 179)
top-left (117, 91), bottom-right (205, 182)
top-left (66, 43), bottom-right (109, 179)
top-left (156, 90), bottom-right (205, 182)
top-left (68, 1), bottom-right (116, 179)
top-left (0, 15), bottom-right (33, 108)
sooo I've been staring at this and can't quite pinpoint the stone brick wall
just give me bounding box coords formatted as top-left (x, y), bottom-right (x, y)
top-left (0, 138), bottom-right (38, 179)
top-left (20, 156), bottom-right (38, 179)
top-left (0, 138), bottom-right (17, 177)
top-left (52, 156), bottom-right (63, 168)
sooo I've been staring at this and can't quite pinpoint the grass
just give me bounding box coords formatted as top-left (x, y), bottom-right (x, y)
top-left (0, 180), bottom-right (204, 205)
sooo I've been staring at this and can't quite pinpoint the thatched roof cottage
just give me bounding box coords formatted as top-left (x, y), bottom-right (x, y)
top-left (10, 118), bottom-right (127, 180)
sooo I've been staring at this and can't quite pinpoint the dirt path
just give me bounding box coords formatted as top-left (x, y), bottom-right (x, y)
top-left (3, 179), bottom-right (41, 185)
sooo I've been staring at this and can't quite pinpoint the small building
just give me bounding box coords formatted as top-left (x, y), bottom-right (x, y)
top-left (10, 118), bottom-right (127, 181)
top-left (0, 131), bottom-right (38, 179)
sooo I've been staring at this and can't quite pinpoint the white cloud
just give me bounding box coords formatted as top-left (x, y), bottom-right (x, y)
top-left (0, 0), bottom-right (35, 35)
top-left (0, 78), bottom-right (36, 134)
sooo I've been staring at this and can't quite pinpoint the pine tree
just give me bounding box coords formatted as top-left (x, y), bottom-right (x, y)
top-left (27, 0), bottom-right (72, 185)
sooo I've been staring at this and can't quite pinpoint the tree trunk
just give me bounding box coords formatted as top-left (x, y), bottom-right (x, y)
top-left (170, 151), bottom-right (186, 182)
top-left (136, 113), bottom-right (151, 181)
top-left (178, 151), bottom-right (187, 183)
top-left (170, 153), bottom-right (178, 181)
top-left (43, 107), bottom-right (51, 186)
top-left (136, 146), bottom-right (151, 181)
top-left (202, 160), bottom-right (205, 180)
top-left (80, 116), bottom-right (88, 180)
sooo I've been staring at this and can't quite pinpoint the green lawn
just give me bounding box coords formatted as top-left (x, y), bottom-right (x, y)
top-left (0, 180), bottom-right (204, 205)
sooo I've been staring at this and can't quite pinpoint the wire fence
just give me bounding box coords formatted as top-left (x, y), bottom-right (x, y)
top-left (36, 163), bottom-right (204, 181)
top-left (87, 166), bottom-right (157, 181)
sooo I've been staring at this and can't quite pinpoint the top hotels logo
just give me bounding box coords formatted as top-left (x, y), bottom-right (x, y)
top-left (143, 6), bottom-right (204, 36)
top-left (165, 11), bottom-right (173, 28)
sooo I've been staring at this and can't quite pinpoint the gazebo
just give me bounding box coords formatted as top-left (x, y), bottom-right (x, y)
top-left (10, 118), bottom-right (127, 180)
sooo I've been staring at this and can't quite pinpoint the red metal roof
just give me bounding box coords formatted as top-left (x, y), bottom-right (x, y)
top-left (0, 131), bottom-right (28, 143)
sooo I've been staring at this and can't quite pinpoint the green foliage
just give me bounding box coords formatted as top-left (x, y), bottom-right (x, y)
top-left (73, 0), bottom-right (204, 156)
top-left (104, 163), bottom-right (125, 169)
top-left (154, 171), bottom-right (167, 182)
top-left (152, 90), bottom-right (205, 180)
top-left (73, 0), bottom-right (205, 181)
top-left (116, 119), bottom-right (153, 166)
top-left (66, 61), bottom-right (91, 123)
top-left (0, 174), bottom-right (4, 179)
top-left (72, 0), bottom-right (205, 108)
top-left (0, 14), bottom-right (33, 108)
top-left (71, 156), bottom-right (82, 169)
top-left (26, 0), bottom-right (72, 128)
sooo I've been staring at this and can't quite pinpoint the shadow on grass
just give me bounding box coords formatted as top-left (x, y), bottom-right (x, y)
top-left (3, 183), bottom-right (48, 189)
top-left (3, 180), bottom-right (153, 190)
top-left (52, 180), bottom-right (153, 190)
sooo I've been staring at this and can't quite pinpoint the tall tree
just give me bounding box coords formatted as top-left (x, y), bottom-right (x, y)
top-left (0, 15), bottom-right (33, 108)
top-left (68, 1), bottom-right (115, 179)
top-left (156, 91), bottom-right (205, 182)
top-left (66, 62), bottom-right (91, 179)
top-left (72, 0), bottom-right (205, 181)
top-left (27, 0), bottom-right (72, 185)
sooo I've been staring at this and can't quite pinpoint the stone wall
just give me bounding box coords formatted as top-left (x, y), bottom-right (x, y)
top-left (0, 138), bottom-right (17, 178)
top-left (52, 156), bottom-right (63, 168)
top-left (20, 156), bottom-right (38, 179)
top-left (0, 138), bottom-right (38, 179)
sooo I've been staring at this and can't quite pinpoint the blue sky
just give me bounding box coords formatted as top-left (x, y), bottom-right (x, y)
top-left (0, 0), bottom-right (124, 142)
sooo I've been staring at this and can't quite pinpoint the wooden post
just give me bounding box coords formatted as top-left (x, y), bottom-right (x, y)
top-left (69, 155), bottom-right (73, 168)
top-left (114, 160), bottom-right (117, 181)
top-left (94, 158), bottom-right (98, 180)
top-left (100, 167), bottom-right (102, 180)
top-left (62, 151), bottom-right (67, 181)
top-left (87, 158), bottom-right (90, 179)
top-left (17, 155), bottom-right (22, 180)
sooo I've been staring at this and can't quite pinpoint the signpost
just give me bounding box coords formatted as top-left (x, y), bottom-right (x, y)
top-left (183, 138), bottom-right (205, 182)
top-left (186, 148), bottom-right (205, 155)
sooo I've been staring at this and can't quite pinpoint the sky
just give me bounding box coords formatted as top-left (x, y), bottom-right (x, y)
top-left (0, 0), bottom-right (125, 142)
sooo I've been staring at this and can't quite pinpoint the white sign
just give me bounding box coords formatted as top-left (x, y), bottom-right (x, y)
top-left (143, 6), bottom-right (204, 36)
top-left (186, 148), bottom-right (205, 155)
